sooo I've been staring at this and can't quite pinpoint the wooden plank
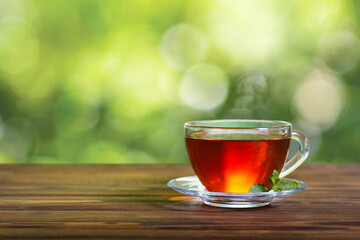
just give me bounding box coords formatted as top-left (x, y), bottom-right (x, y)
top-left (0, 164), bottom-right (359, 239)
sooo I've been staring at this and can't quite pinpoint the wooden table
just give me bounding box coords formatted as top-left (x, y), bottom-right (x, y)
top-left (0, 164), bottom-right (359, 239)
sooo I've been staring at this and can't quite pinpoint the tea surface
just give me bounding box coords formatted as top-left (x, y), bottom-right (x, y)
top-left (185, 136), bottom-right (290, 192)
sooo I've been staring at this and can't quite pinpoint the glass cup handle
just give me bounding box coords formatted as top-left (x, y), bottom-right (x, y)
top-left (279, 130), bottom-right (310, 178)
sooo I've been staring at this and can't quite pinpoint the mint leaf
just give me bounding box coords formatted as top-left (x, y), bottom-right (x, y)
top-left (249, 183), bottom-right (268, 192)
top-left (272, 178), bottom-right (300, 191)
top-left (249, 170), bottom-right (300, 192)
top-left (269, 170), bottom-right (280, 186)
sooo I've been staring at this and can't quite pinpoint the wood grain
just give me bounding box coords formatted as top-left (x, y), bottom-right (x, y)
top-left (0, 164), bottom-right (359, 239)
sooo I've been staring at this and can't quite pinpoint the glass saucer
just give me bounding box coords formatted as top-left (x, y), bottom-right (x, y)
top-left (167, 176), bottom-right (307, 208)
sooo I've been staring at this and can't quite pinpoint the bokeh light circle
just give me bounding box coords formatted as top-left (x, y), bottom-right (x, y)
top-left (294, 69), bottom-right (345, 129)
top-left (317, 31), bottom-right (360, 73)
top-left (179, 64), bottom-right (229, 111)
top-left (161, 24), bottom-right (208, 71)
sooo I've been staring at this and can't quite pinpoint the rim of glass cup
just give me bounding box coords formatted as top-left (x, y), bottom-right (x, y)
top-left (184, 119), bottom-right (292, 129)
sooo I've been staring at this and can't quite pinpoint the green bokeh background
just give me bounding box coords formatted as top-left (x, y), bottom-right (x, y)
top-left (0, 0), bottom-right (359, 164)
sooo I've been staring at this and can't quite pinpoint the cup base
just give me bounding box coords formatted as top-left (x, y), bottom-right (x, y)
top-left (203, 200), bottom-right (271, 208)
top-left (201, 191), bottom-right (274, 208)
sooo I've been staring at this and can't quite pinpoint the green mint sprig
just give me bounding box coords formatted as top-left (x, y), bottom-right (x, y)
top-left (249, 170), bottom-right (300, 192)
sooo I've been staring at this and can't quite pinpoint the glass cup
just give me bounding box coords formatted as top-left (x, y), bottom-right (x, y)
top-left (184, 120), bottom-right (309, 193)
